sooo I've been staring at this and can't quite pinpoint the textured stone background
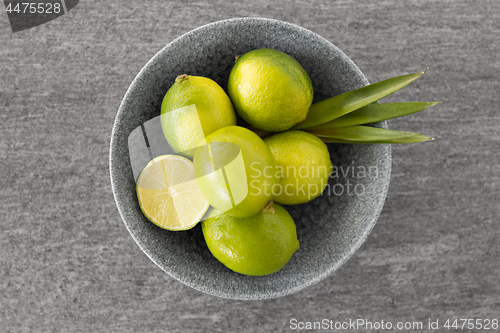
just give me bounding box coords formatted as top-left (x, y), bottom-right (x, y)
top-left (1, 1), bottom-right (499, 332)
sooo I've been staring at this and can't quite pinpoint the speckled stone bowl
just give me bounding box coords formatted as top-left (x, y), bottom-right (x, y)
top-left (110, 17), bottom-right (391, 300)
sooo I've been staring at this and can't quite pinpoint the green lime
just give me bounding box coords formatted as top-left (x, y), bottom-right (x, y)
top-left (227, 49), bottom-right (313, 132)
top-left (193, 126), bottom-right (278, 218)
top-left (202, 203), bottom-right (300, 276)
top-left (161, 75), bottom-right (236, 158)
top-left (264, 130), bottom-right (332, 205)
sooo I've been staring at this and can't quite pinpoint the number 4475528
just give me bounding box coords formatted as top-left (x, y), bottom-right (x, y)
top-left (444, 319), bottom-right (498, 330)
top-left (5, 2), bottom-right (62, 14)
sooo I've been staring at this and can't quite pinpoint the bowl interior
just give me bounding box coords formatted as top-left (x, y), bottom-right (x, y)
top-left (110, 18), bottom-right (391, 300)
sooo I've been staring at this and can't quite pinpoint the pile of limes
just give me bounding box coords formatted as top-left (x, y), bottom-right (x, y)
top-left (136, 48), bottom-right (438, 276)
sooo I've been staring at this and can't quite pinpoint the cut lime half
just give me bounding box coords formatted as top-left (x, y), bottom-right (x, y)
top-left (136, 155), bottom-right (209, 231)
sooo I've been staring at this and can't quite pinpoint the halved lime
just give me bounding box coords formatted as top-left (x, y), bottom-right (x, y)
top-left (136, 155), bottom-right (209, 231)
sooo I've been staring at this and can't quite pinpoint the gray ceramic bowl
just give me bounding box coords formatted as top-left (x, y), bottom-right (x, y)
top-left (110, 17), bottom-right (391, 300)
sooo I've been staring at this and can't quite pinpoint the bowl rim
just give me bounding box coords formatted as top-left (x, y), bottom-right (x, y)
top-left (109, 16), bottom-right (392, 300)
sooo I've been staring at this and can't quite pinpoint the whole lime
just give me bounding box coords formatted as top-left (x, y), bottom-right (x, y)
top-left (227, 49), bottom-right (313, 132)
top-left (161, 75), bottom-right (236, 158)
top-left (193, 126), bottom-right (278, 218)
top-left (264, 130), bottom-right (333, 205)
top-left (202, 203), bottom-right (300, 276)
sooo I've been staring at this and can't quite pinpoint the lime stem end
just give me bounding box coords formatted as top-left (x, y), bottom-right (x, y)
top-left (262, 201), bottom-right (275, 213)
top-left (175, 74), bottom-right (188, 84)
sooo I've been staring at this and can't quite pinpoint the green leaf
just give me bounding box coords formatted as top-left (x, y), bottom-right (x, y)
top-left (292, 70), bottom-right (428, 130)
top-left (304, 102), bottom-right (440, 129)
top-left (305, 126), bottom-right (433, 144)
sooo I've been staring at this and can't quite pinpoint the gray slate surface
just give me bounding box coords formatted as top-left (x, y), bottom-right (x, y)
top-left (1, 1), bottom-right (499, 332)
